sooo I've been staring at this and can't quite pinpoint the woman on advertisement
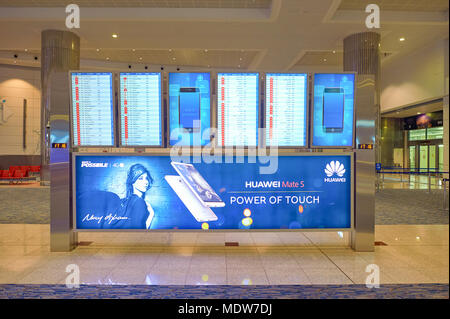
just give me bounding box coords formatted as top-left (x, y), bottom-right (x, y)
top-left (115, 163), bottom-right (155, 229)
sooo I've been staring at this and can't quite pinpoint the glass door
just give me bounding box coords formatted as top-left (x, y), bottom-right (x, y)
top-left (419, 145), bottom-right (428, 171)
top-left (438, 144), bottom-right (444, 172)
top-left (409, 146), bottom-right (416, 169)
top-left (429, 145), bottom-right (436, 172)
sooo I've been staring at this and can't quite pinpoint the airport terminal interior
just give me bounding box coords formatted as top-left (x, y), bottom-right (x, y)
top-left (0, 0), bottom-right (449, 300)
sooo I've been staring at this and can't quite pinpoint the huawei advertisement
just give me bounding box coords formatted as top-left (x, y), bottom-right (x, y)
top-left (312, 73), bottom-right (355, 147)
top-left (75, 155), bottom-right (352, 230)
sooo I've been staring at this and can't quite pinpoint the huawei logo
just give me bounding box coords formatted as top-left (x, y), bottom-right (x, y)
top-left (324, 161), bottom-right (346, 178)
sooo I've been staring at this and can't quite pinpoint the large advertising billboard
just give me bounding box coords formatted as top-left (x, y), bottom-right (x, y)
top-left (74, 154), bottom-right (352, 230)
top-left (312, 73), bottom-right (355, 147)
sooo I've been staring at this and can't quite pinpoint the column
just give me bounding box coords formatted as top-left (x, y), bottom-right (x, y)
top-left (40, 29), bottom-right (80, 185)
top-left (344, 32), bottom-right (380, 252)
top-left (41, 30), bottom-right (80, 252)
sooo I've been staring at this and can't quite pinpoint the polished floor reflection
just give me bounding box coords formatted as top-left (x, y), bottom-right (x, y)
top-left (0, 224), bottom-right (448, 285)
top-left (380, 174), bottom-right (447, 190)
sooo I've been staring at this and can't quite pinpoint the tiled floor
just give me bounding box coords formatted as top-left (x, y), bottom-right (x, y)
top-left (0, 224), bottom-right (448, 286)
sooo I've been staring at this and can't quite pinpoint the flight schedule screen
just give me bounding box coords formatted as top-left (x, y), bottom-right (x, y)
top-left (265, 73), bottom-right (308, 147)
top-left (217, 73), bottom-right (259, 147)
top-left (71, 72), bottom-right (114, 146)
top-left (119, 73), bottom-right (162, 146)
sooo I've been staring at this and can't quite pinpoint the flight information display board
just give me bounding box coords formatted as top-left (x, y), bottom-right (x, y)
top-left (217, 73), bottom-right (259, 147)
top-left (265, 73), bottom-right (308, 147)
top-left (119, 73), bottom-right (162, 146)
top-left (168, 73), bottom-right (211, 146)
top-left (71, 72), bottom-right (115, 147)
top-left (312, 73), bottom-right (355, 147)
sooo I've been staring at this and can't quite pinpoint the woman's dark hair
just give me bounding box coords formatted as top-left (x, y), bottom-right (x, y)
top-left (125, 164), bottom-right (153, 199)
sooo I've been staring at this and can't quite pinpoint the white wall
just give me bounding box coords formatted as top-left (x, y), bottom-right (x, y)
top-left (381, 38), bottom-right (448, 112)
top-left (0, 64), bottom-right (41, 155)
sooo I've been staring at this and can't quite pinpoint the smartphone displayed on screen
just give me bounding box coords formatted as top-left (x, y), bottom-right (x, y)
top-left (171, 162), bottom-right (225, 207)
top-left (179, 88), bottom-right (201, 132)
top-left (323, 87), bottom-right (344, 132)
top-left (164, 175), bottom-right (218, 222)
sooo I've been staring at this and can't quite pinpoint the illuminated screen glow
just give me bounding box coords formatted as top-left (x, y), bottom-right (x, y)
top-left (75, 155), bottom-right (351, 230)
top-left (119, 73), bottom-right (162, 146)
top-left (312, 73), bottom-right (355, 147)
top-left (265, 73), bottom-right (307, 147)
top-left (217, 73), bottom-right (259, 147)
top-left (71, 72), bottom-right (114, 146)
top-left (169, 73), bottom-right (211, 146)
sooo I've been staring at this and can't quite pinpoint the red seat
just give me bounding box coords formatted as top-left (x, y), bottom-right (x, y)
top-left (13, 170), bottom-right (25, 178)
top-left (9, 166), bottom-right (20, 175)
top-left (19, 166), bottom-right (31, 177)
top-left (0, 170), bottom-right (10, 178)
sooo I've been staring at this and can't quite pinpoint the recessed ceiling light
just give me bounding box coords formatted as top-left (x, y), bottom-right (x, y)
top-left (204, 49), bottom-right (208, 53)
top-left (132, 49), bottom-right (136, 52)
top-left (238, 65), bottom-right (241, 68)
top-left (399, 37), bottom-right (405, 42)
top-left (323, 58), bottom-right (327, 62)
top-left (139, 57), bottom-right (142, 60)
top-left (24, 49), bottom-right (28, 52)
top-left (172, 57), bottom-right (176, 60)
top-left (112, 34), bottom-right (118, 38)
top-left (332, 50), bottom-right (336, 54)
top-left (96, 48), bottom-right (100, 52)
top-left (239, 57), bottom-right (242, 61)
top-left (417, 112), bottom-right (421, 114)
top-left (106, 57), bottom-right (110, 60)
top-left (169, 49), bottom-right (172, 52)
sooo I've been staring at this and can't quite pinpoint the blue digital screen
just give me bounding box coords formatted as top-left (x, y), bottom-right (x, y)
top-left (313, 74), bottom-right (355, 147)
top-left (75, 155), bottom-right (351, 230)
top-left (169, 73), bottom-right (211, 146)
top-left (179, 88), bottom-right (200, 130)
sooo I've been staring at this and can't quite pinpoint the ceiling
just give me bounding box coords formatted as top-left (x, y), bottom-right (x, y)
top-left (0, 0), bottom-right (273, 8)
top-left (338, 0), bottom-right (449, 12)
top-left (0, 0), bottom-right (448, 71)
top-left (382, 99), bottom-right (444, 118)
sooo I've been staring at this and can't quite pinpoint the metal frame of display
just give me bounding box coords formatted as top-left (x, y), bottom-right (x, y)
top-left (51, 70), bottom-right (375, 252)
top-left (71, 151), bottom-right (354, 232)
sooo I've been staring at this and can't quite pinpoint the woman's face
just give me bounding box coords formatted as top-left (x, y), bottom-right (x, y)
top-left (133, 173), bottom-right (149, 194)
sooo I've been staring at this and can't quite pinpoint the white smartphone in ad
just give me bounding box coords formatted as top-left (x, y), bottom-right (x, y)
top-left (165, 175), bottom-right (218, 222)
top-left (171, 161), bottom-right (225, 208)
